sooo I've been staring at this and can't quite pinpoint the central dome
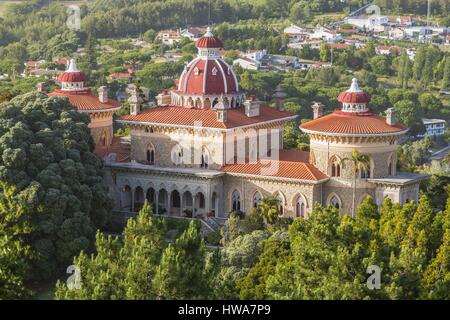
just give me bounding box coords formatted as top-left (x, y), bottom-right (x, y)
top-left (175, 27), bottom-right (242, 103)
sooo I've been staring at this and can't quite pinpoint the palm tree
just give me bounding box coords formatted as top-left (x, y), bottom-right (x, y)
top-left (257, 196), bottom-right (280, 224)
top-left (342, 149), bottom-right (370, 218)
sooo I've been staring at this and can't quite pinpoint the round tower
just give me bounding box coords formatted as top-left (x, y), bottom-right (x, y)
top-left (300, 78), bottom-right (409, 213)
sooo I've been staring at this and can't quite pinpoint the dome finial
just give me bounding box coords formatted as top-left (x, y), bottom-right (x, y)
top-left (67, 59), bottom-right (79, 73)
top-left (205, 26), bottom-right (213, 37)
top-left (348, 78), bottom-right (361, 92)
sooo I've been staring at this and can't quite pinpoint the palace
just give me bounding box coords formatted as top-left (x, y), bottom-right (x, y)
top-left (46, 28), bottom-right (428, 220)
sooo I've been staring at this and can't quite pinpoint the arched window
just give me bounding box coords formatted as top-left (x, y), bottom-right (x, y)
top-left (388, 154), bottom-right (395, 176)
top-left (330, 156), bottom-right (341, 177)
top-left (146, 144), bottom-right (155, 164)
top-left (171, 145), bottom-right (183, 166)
top-left (330, 195), bottom-right (341, 209)
top-left (275, 193), bottom-right (284, 216)
top-left (231, 190), bottom-right (241, 212)
top-left (201, 147), bottom-right (209, 169)
top-left (295, 196), bottom-right (306, 218)
top-left (252, 191), bottom-right (262, 208)
top-left (360, 164), bottom-right (370, 178)
top-left (211, 67), bottom-right (217, 76)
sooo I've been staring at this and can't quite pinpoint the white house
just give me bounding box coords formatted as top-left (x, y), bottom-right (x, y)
top-left (283, 24), bottom-right (308, 43)
top-left (156, 30), bottom-right (182, 46)
top-left (346, 15), bottom-right (389, 31)
top-left (180, 27), bottom-right (206, 41)
top-left (420, 119), bottom-right (447, 137)
top-left (233, 57), bottom-right (260, 71)
top-left (233, 50), bottom-right (267, 71)
top-left (388, 27), bottom-right (406, 40)
top-left (310, 27), bottom-right (342, 42)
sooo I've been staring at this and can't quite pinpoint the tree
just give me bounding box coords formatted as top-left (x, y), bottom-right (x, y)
top-left (394, 99), bottom-right (423, 135)
top-left (0, 92), bottom-right (111, 281)
top-left (55, 201), bottom-right (165, 299)
top-left (238, 231), bottom-right (290, 299)
top-left (153, 220), bottom-right (213, 300)
top-left (320, 44), bottom-right (330, 62)
top-left (369, 55), bottom-right (391, 75)
top-left (397, 52), bottom-right (411, 89)
top-left (0, 182), bottom-right (38, 299)
top-left (442, 55), bottom-right (450, 90)
top-left (342, 150), bottom-right (370, 218)
top-left (413, 45), bottom-right (426, 81)
top-left (257, 196), bottom-right (280, 224)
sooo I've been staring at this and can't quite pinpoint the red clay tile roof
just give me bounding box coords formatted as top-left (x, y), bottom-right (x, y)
top-left (300, 110), bottom-right (407, 135)
top-left (222, 150), bottom-right (328, 182)
top-left (49, 90), bottom-right (121, 112)
top-left (118, 105), bottom-right (296, 129)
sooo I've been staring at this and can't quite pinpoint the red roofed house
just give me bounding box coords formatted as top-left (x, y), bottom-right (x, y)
top-left (100, 28), bottom-right (427, 218)
top-left (47, 59), bottom-right (122, 148)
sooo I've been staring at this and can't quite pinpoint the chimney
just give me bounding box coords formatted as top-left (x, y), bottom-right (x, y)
top-left (311, 102), bottom-right (325, 119)
top-left (273, 85), bottom-right (286, 111)
top-left (215, 96), bottom-right (228, 122)
top-left (98, 86), bottom-right (108, 103)
top-left (244, 95), bottom-right (261, 117)
top-left (37, 82), bottom-right (47, 93)
top-left (128, 89), bottom-right (143, 115)
top-left (156, 90), bottom-right (171, 106)
top-left (385, 107), bottom-right (397, 126)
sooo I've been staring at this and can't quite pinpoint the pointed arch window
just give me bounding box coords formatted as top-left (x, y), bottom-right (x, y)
top-left (252, 191), bottom-right (262, 208)
top-left (194, 67), bottom-right (199, 76)
top-left (330, 156), bottom-right (341, 177)
top-left (330, 196), bottom-right (341, 209)
top-left (360, 164), bottom-right (371, 178)
top-left (231, 190), bottom-right (241, 212)
top-left (296, 196), bottom-right (306, 218)
top-left (211, 67), bottom-right (217, 76)
top-left (200, 146), bottom-right (209, 169)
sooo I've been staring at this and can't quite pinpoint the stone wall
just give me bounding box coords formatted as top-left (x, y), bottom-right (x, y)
top-left (222, 175), bottom-right (321, 218)
top-left (310, 139), bottom-right (397, 179)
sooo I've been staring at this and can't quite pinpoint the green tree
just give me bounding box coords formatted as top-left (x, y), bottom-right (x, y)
top-left (257, 196), bottom-right (280, 224)
top-left (342, 150), bottom-right (370, 218)
top-left (55, 201), bottom-right (165, 299)
top-left (0, 92), bottom-right (111, 280)
top-left (153, 220), bottom-right (213, 299)
top-left (0, 182), bottom-right (38, 299)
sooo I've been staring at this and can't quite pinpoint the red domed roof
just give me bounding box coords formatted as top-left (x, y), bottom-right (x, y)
top-left (57, 71), bottom-right (86, 83)
top-left (57, 59), bottom-right (86, 83)
top-left (337, 78), bottom-right (370, 103)
top-left (177, 57), bottom-right (239, 95)
top-left (337, 91), bottom-right (370, 103)
top-left (195, 27), bottom-right (223, 48)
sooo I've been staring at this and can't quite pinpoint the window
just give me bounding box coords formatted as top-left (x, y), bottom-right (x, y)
top-left (330, 196), bottom-right (340, 209)
top-left (329, 156), bottom-right (341, 177)
top-left (194, 67), bottom-right (199, 75)
top-left (231, 190), bottom-right (241, 212)
top-left (211, 67), bottom-right (217, 76)
top-left (252, 192), bottom-right (262, 208)
top-left (200, 147), bottom-right (209, 168)
top-left (275, 194), bottom-right (284, 216)
top-left (146, 144), bottom-right (155, 164)
top-left (198, 193), bottom-right (205, 209)
top-left (296, 196), bottom-right (306, 218)
top-left (360, 165), bottom-right (370, 179)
